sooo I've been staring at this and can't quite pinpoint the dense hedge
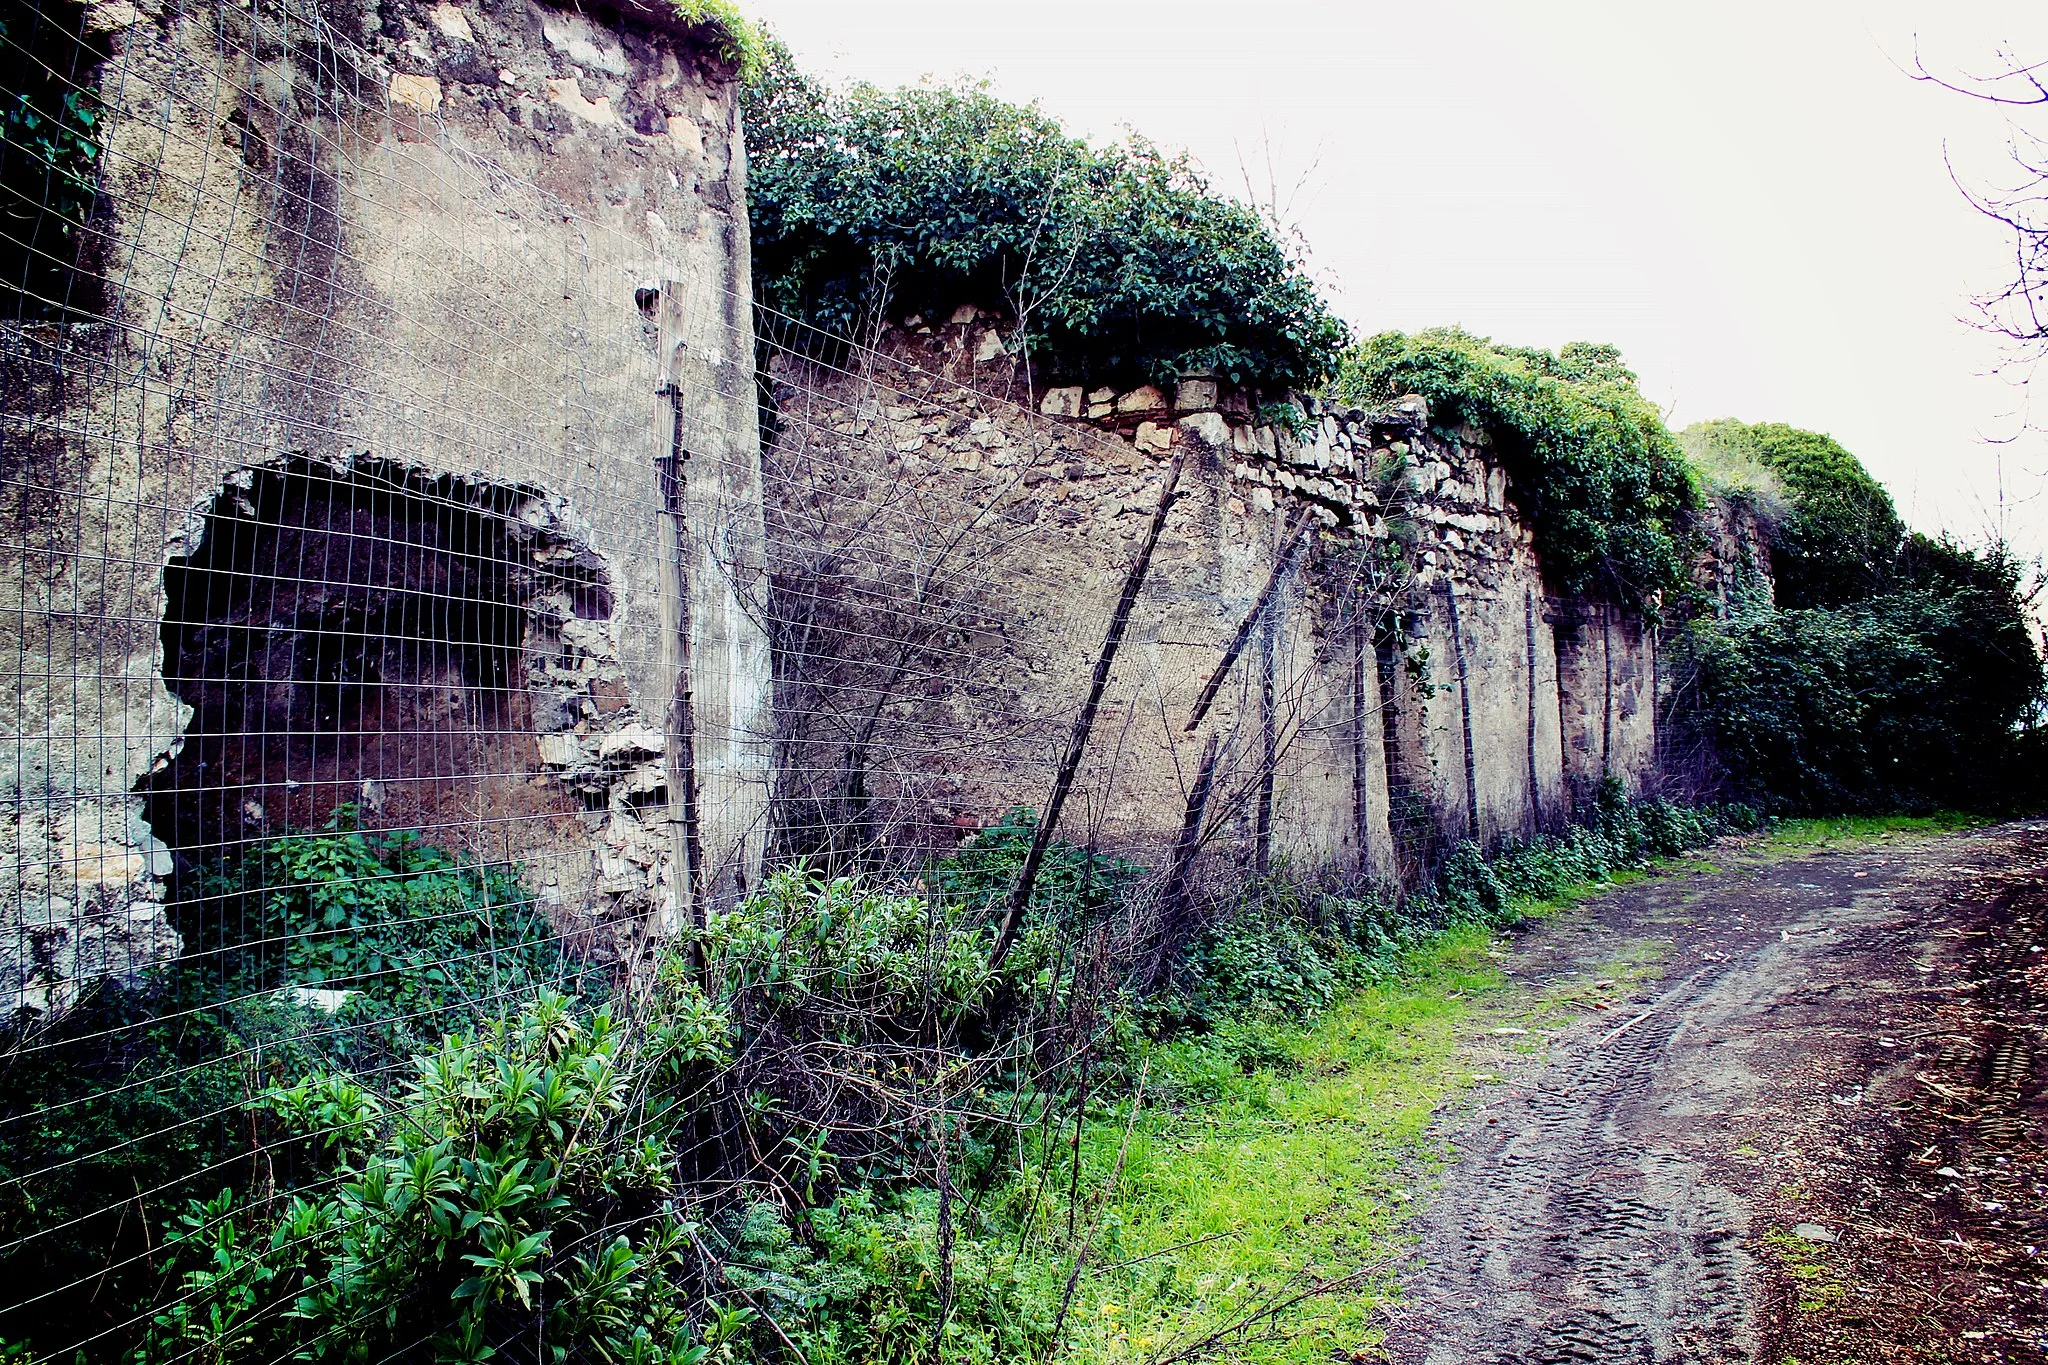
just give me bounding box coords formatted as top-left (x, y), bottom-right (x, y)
top-left (741, 39), bottom-right (1348, 390)
top-left (1676, 540), bottom-right (2043, 812)
top-left (1333, 328), bottom-right (1700, 605)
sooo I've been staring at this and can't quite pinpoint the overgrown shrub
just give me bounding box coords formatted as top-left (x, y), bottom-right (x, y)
top-left (1677, 580), bottom-right (2043, 812)
top-left (1333, 329), bottom-right (1700, 605)
top-left (742, 40), bottom-right (1348, 390)
top-left (1668, 421), bottom-right (2043, 810)
top-left (141, 991), bottom-right (750, 1365)
top-left (929, 808), bottom-right (1144, 929)
top-left (1680, 419), bottom-right (1905, 609)
top-left (121, 869), bottom-right (1071, 1365)
top-left (719, 1190), bottom-right (1056, 1365)
top-left (0, 815), bottom-right (583, 1361)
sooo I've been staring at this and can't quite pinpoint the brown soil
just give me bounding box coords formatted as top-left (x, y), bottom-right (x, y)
top-left (1382, 822), bottom-right (2048, 1364)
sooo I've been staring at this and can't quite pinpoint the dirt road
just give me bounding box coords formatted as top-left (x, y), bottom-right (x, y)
top-left (1384, 822), bottom-right (2048, 1365)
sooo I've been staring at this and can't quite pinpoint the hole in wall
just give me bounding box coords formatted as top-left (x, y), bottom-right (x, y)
top-left (142, 455), bottom-right (614, 863)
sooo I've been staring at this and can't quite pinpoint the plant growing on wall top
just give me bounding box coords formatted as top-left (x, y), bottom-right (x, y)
top-left (672, 0), bottom-right (766, 79)
top-left (1333, 327), bottom-right (1701, 606)
top-left (1679, 418), bottom-right (1905, 609)
top-left (740, 37), bottom-right (1349, 391)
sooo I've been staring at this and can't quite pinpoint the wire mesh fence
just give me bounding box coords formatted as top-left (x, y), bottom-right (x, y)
top-left (0, 0), bottom-right (1506, 1359)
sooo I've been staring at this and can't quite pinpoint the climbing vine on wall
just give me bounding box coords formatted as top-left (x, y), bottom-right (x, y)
top-left (741, 37), bottom-right (1348, 391)
top-left (1680, 418), bottom-right (1905, 609)
top-left (0, 0), bottom-right (107, 318)
top-left (1333, 328), bottom-right (1700, 606)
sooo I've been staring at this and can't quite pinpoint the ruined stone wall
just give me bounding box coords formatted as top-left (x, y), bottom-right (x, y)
top-left (758, 311), bottom-right (1690, 890)
top-left (1, 0), bottom-right (768, 1014)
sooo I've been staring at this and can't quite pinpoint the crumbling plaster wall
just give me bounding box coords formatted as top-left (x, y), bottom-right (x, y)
top-left (1, 0), bottom-right (768, 1014)
top-left (762, 311), bottom-right (1681, 888)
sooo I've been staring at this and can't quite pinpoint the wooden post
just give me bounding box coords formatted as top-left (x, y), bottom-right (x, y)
top-left (1183, 505), bottom-right (1312, 734)
top-left (1150, 730), bottom-right (1222, 990)
top-left (652, 282), bottom-right (705, 962)
top-left (989, 444), bottom-right (1186, 968)
top-left (1444, 580), bottom-right (1480, 843)
top-left (1254, 609), bottom-right (1276, 878)
top-left (1524, 589), bottom-right (1541, 833)
top-left (1350, 620), bottom-right (1370, 878)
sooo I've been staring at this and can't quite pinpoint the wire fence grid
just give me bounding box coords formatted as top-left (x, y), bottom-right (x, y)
top-left (0, 1), bottom-right (1492, 1359)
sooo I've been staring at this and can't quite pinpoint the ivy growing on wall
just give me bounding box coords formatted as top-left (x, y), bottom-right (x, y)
top-left (672, 0), bottom-right (766, 80)
top-left (0, 0), bottom-right (106, 319)
top-left (740, 38), bottom-right (1349, 391)
top-left (1679, 418), bottom-right (1904, 609)
top-left (1332, 327), bottom-right (1700, 605)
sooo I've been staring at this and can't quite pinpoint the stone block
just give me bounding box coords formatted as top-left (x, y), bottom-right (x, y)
top-left (427, 2), bottom-right (474, 41)
top-left (1135, 421), bottom-right (1173, 454)
top-left (1116, 385), bottom-right (1169, 415)
top-left (1175, 376), bottom-right (1219, 412)
top-left (974, 329), bottom-right (1006, 362)
top-left (599, 723), bottom-right (667, 759)
top-left (390, 72), bottom-right (443, 113)
top-left (1391, 393), bottom-right (1430, 423)
top-left (1177, 411), bottom-right (1230, 448)
top-left (1040, 386), bottom-right (1084, 417)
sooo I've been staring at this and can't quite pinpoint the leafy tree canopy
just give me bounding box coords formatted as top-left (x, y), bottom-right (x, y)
top-left (1680, 418), bottom-right (1905, 607)
top-left (1332, 327), bottom-right (1700, 605)
top-left (740, 37), bottom-right (1349, 391)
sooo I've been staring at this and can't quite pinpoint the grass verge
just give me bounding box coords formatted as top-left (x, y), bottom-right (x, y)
top-left (1757, 811), bottom-right (1991, 854)
top-left (1050, 925), bottom-right (1504, 1364)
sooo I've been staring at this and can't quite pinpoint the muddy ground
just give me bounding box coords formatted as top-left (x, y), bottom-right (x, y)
top-left (1383, 822), bottom-right (2048, 1364)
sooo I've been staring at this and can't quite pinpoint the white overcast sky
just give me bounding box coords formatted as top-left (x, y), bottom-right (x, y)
top-left (743, 0), bottom-right (2048, 559)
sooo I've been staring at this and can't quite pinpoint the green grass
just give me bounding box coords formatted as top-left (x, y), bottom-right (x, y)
top-left (1760, 1230), bottom-right (1847, 1314)
top-left (1017, 837), bottom-right (1761, 1361)
top-left (1035, 927), bottom-right (1505, 1364)
top-left (1757, 811), bottom-right (1990, 853)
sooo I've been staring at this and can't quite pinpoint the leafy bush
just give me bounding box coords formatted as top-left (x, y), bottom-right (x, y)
top-left (141, 991), bottom-right (751, 1365)
top-left (929, 807), bottom-right (1144, 930)
top-left (1333, 328), bottom-right (1700, 604)
top-left (1429, 786), bottom-right (1745, 924)
top-left (1182, 881), bottom-right (1348, 1025)
top-left (236, 812), bottom-right (574, 1060)
top-left (707, 864), bottom-right (1019, 1026)
top-left (0, 816), bottom-right (581, 1361)
top-left (1680, 419), bottom-right (1904, 608)
top-left (742, 40), bottom-right (1348, 390)
top-left (719, 1190), bottom-right (1056, 1365)
top-left (1676, 575), bottom-right (2044, 812)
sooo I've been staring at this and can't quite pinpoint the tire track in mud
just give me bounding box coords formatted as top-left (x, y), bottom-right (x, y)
top-left (1383, 825), bottom-right (2048, 1365)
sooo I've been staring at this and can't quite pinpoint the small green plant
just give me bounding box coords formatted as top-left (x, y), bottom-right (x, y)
top-left (0, 2), bottom-right (106, 318)
top-left (672, 0), bottom-right (766, 80)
